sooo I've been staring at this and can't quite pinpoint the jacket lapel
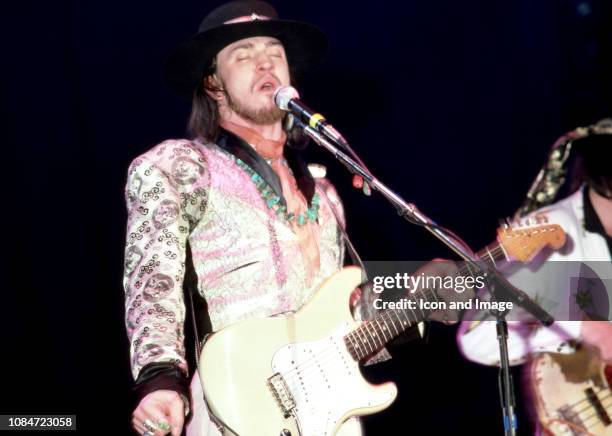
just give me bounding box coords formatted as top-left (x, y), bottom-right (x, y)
top-left (217, 129), bottom-right (316, 207)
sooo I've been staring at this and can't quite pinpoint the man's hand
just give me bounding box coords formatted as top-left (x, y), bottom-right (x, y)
top-left (412, 259), bottom-right (476, 324)
top-left (132, 390), bottom-right (185, 436)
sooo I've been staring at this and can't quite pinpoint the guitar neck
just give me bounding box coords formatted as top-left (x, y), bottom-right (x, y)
top-left (344, 241), bottom-right (507, 361)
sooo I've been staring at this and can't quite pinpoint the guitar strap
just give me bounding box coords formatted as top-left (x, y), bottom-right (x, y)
top-left (184, 241), bottom-right (208, 368)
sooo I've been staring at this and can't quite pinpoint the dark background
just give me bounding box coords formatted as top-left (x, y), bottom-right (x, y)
top-left (2, 0), bottom-right (611, 434)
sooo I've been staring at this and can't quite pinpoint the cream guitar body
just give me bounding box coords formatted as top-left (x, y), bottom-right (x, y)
top-left (199, 267), bottom-right (396, 436)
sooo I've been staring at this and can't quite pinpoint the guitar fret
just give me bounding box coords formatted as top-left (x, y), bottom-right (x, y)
top-left (403, 306), bottom-right (419, 327)
top-left (399, 306), bottom-right (414, 329)
top-left (345, 332), bottom-right (360, 360)
top-left (372, 317), bottom-right (387, 350)
top-left (359, 325), bottom-right (375, 356)
top-left (389, 311), bottom-right (402, 335)
top-left (365, 321), bottom-right (378, 353)
top-left (385, 316), bottom-right (397, 340)
top-left (475, 249), bottom-right (489, 265)
top-left (393, 309), bottom-right (412, 328)
top-left (366, 322), bottom-right (382, 352)
top-left (413, 289), bottom-right (428, 320)
top-left (461, 262), bottom-right (475, 279)
top-left (379, 313), bottom-right (394, 340)
top-left (485, 246), bottom-right (498, 268)
top-left (353, 331), bottom-right (366, 360)
top-left (350, 330), bottom-right (362, 360)
top-left (382, 311), bottom-right (398, 337)
top-left (487, 243), bottom-right (507, 263)
top-left (375, 318), bottom-right (391, 343)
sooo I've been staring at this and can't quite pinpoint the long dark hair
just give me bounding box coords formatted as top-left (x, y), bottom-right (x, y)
top-left (570, 135), bottom-right (612, 198)
top-left (188, 60), bottom-right (222, 142)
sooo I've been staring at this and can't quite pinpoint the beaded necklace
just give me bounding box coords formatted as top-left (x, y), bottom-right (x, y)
top-left (232, 156), bottom-right (320, 225)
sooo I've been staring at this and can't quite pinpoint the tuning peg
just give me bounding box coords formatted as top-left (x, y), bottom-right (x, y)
top-left (534, 213), bottom-right (549, 224)
top-left (498, 218), bottom-right (510, 230)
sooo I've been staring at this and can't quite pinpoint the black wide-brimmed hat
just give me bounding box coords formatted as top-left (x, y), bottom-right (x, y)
top-left (164, 0), bottom-right (328, 99)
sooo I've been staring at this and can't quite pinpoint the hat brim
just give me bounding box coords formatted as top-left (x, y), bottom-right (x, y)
top-left (164, 20), bottom-right (328, 99)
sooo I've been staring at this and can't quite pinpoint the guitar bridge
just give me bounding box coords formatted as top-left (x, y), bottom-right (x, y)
top-left (557, 404), bottom-right (585, 435)
top-left (267, 373), bottom-right (296, 418)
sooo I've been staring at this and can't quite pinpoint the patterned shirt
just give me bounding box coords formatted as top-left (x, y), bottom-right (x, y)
top-left (123, 133), bottom-right (345, 379)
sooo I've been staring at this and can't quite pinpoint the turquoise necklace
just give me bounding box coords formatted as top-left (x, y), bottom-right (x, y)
top-left (233, 157), bottom-right (320, 226)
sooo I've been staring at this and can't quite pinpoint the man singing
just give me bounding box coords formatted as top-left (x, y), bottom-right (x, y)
top-left (123, 1), bottom-right (359, 435)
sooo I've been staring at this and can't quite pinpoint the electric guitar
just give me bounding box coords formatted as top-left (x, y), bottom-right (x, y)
top-left (526, 347), bottom-right (612, 435)
top-left (198, 224), bottom-right (565, 436)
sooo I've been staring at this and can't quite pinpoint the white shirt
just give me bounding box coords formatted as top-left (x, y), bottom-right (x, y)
top-left (457, 188), bottom-right (612, 366)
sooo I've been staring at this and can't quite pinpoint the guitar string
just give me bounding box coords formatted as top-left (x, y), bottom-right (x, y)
top-left (280, 271), bottom-right (546, 408)
top-left (280, 331), bottom-right (400, 390)
top-left (280, 234), bottom-right (538, 384)
top-left (280, 303), bottom-right (429, 383)
top-left (279, 285), bottom-right (437, 380)
top-left (280, 299), bottom-right (484, 402)
top-left (284, 233), bottom-right (554, 407)
top-left (274, 235), bottom-right (534, 390)
top-left (571, 391), bottom-right (611, 415)
top-left (280, 314), bottom-right (409, 384)
top-left (271, 229), bottom-right (555, 413)
top-left (280, 292), bottom-right (439, 386)
top-left (574, 393), bottom-right (612, 423)
top-left (569, 399), bottom-right (612, 431)
top-left (278, 336), bottom-right (369, 384)
top-left (580, 410), bottom-right (610, 431)
top-left (565, 387), bottom-right (612, 411)
top-left (280, 321), bottom-right (407, 392)
top-left (279, 248), bottom-right (507, 385)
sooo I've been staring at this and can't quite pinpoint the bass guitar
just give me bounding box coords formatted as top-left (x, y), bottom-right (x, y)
top-left (526, 346), bottom-right (612, 435)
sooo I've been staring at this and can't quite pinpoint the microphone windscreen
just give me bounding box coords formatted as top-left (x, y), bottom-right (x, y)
top-left (274, 86), bottom-right (300, 110)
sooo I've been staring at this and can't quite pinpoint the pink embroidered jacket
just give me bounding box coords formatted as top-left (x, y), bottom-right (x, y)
top-left (123, 137), bottom-right (345, 380)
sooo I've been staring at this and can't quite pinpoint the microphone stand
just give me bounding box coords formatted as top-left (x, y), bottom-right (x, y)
top-left (295, 118), bottom-right (553, 436)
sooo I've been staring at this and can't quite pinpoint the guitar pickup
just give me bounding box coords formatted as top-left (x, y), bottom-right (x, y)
top-left (268, 373), bottom-right (296, 418)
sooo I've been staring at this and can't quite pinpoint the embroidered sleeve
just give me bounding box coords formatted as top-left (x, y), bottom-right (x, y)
top-left (123, 140), bottom-right (209, 380)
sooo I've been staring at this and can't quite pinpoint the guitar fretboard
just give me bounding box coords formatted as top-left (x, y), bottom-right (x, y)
top-left (344, 241), bottom-right (507, 361)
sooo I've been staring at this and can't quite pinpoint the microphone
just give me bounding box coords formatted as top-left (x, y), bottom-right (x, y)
top-left (274, 86), bottom-right (348, 146)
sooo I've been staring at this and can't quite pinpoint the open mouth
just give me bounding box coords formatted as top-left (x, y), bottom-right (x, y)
top-left (257, 78), bottom-right (278, 92)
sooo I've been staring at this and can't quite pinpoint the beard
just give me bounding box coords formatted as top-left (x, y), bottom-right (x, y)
top-left (225, 90), bottom-right (285, 125)
top-left (217, 73), bottom-right (285, 125)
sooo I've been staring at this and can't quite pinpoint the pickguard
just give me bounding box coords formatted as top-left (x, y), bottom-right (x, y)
top-left (271, 323), bottom-right (394, 436)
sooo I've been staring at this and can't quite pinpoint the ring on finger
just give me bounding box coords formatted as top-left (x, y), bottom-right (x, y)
top-left (157, 420), bottom-right (171, 431)
top-left (144, 419), bottom-right (156, 432)
top-left (142, 431), bottom-right (154, 436)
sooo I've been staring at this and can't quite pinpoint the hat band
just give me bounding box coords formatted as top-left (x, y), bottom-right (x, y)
top-left (225, 14), bottom-right (272, 24)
